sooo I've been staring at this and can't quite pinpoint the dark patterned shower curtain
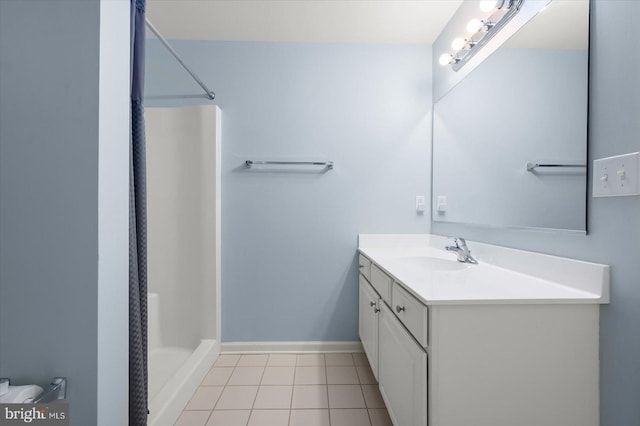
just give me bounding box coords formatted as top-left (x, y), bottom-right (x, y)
top-left (130, 0), bottom-right (148, 424)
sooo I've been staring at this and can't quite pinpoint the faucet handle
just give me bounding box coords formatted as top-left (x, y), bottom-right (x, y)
top-left (449, 236), bottom-right (466, 248)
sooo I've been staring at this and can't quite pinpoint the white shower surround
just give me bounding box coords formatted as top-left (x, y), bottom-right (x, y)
top-left (145, 105), bottom-right (222, 426)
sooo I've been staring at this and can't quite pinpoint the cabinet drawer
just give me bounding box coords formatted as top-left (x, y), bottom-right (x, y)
top-left (358, 254), bottom-right (372, 282)
top-left (370, 264), bottom-right (392, 304)
top-left (392, 282), bottom-right (429, 348)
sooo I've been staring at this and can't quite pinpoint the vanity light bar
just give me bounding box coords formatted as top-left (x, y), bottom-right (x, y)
top-left (439, 0), bottom-right (525, 71)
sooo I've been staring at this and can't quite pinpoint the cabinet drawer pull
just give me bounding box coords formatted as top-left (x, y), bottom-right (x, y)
top-left (396, 305), bottom-right (406, 313)
top-left (373, 307), bottom-right (380, 313)
top-left (370, 301), bottom-right (376, 307)
top-left (359, 264), bottom-right (365, 268)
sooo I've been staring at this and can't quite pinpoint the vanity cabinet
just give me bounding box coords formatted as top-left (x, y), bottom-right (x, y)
top-left (357, 250), bottom-right (600, 426)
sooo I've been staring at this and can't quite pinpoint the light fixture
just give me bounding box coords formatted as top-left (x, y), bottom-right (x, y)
top-left (479, 1), bottom-right (498, 12)
top-left (466, 18), bottom-right (484, 34)
top-left (479, 0), bottom-right (513, 12)
top-left (439, 0), bottom-right (524, 71)
top-left (466, 18), bottom-right (495, 34)
top-left (451, 38), bottom-right (466, 51)
top-left (451, 38), bottom-right (477, 52)
top-left (438, 54), bottom-right (455, 66)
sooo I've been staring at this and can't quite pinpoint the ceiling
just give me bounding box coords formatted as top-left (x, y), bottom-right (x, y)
top-left (146, 0), bottom-right (464, 44)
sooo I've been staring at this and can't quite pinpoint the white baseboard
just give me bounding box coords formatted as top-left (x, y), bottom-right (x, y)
top-left (221, 341), bottom-right (363, 354)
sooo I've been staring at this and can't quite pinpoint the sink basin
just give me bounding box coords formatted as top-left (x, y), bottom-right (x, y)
top-left (394, 255), bottom-right (470, 272)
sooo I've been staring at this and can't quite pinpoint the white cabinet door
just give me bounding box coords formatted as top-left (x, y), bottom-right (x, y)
top-left (379, 303), bottom-right (427, 426)
top-left (359, 275), bottom-right (379, 379)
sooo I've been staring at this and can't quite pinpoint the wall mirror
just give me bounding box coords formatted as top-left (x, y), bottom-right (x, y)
top-left (432, 0), bottom-right (589, 232)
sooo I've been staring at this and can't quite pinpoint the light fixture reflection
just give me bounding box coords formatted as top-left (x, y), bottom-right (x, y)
top-left (438, 0), bottom-right (525, 70)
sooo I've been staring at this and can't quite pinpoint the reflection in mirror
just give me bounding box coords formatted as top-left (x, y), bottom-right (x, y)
top-left (432, 0), bottom-right (589, 232)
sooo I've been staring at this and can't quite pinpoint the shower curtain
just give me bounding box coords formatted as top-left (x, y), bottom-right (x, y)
top-left (130, 0), bottom-right (148, 424)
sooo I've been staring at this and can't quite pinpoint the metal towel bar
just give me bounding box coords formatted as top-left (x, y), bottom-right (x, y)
top-left (245, 160), bottom-right (334, 170)
top-left (526, 162), bottom-right (586, 172)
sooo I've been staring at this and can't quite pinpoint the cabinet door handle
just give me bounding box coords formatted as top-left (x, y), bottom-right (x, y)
top-left (396, 305), bottom-right (405, 313)
top-left (373, 307), bottom-right (380, 313)
top-left (369, 301), bottom-right (376, 307)
top-left (359, 264), bottom-right (365, 268)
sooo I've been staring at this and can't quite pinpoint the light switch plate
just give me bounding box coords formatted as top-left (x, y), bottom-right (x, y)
top-left (415, 196), bottom-right (426, 213)
top-left (592, 152), bottom-right (640, 197)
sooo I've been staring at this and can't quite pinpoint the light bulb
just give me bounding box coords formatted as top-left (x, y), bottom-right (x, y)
top-left (479, 0), bottom-right (498, 12)
top-left (466, 18), bottom-right (483, 34)
top-left (439, 53), bottom-right (453, 66)
top-left (451, 38), bottom-right (466, 51)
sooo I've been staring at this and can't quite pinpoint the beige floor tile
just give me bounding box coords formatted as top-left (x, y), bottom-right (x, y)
top-left (356, 365), bottom-right (377, 385)
top-left (291, 385), bottom-right (329, 409)
top-left (227, 366), bottom-right (265, 386)
top-left (253, 386), bottom-right (293, 409)
top-left (326, 366), bottom-right (359, 385)
top-left (214, 354), bottom-right (241, 367)
top-left (327, 385), bottom-right (366, 409)
top-left (261, 366), bottom-right (295, 385)
top-left (296, 354), bottom-right (325, 366)
top-left (289, 409), bottom-right (330, 426)
top-left (368, 409), bottom-right (393, 426)
top-left (361, 385), bottom-right (385, 408)
top-left (206, 410), bottom-right (250, 426)
top-left (294, 366), bottom-right (326, 385)
top-left (185, 386), bottom-right (224, 410)
top-left (352, 352), bottom-right (369, 366)
top-left (247, 410), bottom-right (289, 426)
top-left (329, 409), bottom-right (371, 426)
top-left (201, 367), bottom-right (234, 386)
top-left (215, 386), bottom-right (259, 410)
top-left (267, 354), bottom-right (297, 366)
top-left (237, 354), bottom-right (269, 366)
top-left (175, 410), bottom-right (211, 426)
top-left (325, 353), bottom-right (354, 366)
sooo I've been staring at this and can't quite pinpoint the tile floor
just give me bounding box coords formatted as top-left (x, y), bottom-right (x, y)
top-left (174, 352), bottom-right (393, 426)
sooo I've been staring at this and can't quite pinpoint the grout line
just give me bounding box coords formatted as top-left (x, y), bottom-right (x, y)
top-left (211, 363), bottom-right (237, 411)
top-left (203, 409), bottom-right (214, 426)
top-left (358, 383), bottom-right (372, 425)
top-left (250, 362), bottom-right (268, 411)
top-left (288, 353), bottom-right (297, 424)
top-left (325, 355), bottom-right (331, 426)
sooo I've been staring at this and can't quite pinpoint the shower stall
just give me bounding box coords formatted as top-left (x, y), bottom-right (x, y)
top-left (144, 105), bottom-right (221, 425)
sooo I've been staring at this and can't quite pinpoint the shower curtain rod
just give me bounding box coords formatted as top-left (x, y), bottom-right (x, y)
top-left (145, 18), bottom-right (216, 100)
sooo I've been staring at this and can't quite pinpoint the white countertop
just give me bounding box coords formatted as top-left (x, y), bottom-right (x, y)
top-left (358, 234), bottom-right (609, 306)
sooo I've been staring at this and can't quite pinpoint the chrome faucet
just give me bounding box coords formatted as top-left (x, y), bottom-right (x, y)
top-left (445, 237), bottom-right (478, 264)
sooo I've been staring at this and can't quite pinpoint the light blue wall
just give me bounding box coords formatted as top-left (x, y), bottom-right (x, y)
top-left (432, 1), bottom-right (640, 424)
top-left (145, 41), bottom-right (432, 341)
top-left (0, 0), bottom-right (100, 423)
